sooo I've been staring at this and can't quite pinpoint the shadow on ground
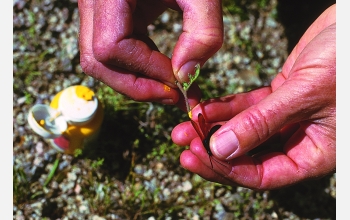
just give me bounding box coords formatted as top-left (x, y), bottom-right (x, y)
top-left (277, 0), bottom-right (336, 53)
top-left (77, 106), bottom-right (151, 181)
top-left (270, 174), bottom-right (336, 219)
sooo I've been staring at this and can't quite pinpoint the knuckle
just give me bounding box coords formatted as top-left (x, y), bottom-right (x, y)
top-left (199, 28), bottom-right (223, 49)
top-left (79, 53), bottom-right (102, 80)
top-left (92, 40), bottom-right (115, 62)
top-left (242, 107), bottom-right (271, 143)
top-left (80, 53), bottom-right (94, 74)
top-left (130, 81), bottom-right (151, 101)
top-left (92, 39), bottom-right (148, 72)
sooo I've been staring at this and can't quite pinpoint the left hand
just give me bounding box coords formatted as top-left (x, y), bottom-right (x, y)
top-left (78, 0), bottom-right (223, 109)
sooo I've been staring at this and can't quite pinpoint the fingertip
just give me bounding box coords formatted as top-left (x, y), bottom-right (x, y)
top-left (180, 150), bottom-right (201, 170)
top-left (171, 121), bottom-right (196, 146)
top-left (174, 60), bottom-right (200, 83)
top-left (157, 84), bottom-right (180, 104)
top-left (210, 129), bottom-right (239, 160)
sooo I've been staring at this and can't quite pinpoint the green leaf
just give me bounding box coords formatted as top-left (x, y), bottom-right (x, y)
top-left (182, 64), bottom-right (201, 91)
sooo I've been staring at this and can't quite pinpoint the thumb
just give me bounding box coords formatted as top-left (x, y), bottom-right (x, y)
top-left (209, 83), bottom-right (314, 160)
top-left (171, 0), bottom-right (223, 83)
top-left (209, 18), bottom-right (335, 161)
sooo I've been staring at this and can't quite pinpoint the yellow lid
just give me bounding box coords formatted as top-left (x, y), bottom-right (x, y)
top-left (76, 85), bottom-right (95, 101)
top-left (58, 86), bottom-right (98, 124)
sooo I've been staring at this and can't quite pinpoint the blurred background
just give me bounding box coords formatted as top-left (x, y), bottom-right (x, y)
top-left (13, 0), bottom-right (336, 219)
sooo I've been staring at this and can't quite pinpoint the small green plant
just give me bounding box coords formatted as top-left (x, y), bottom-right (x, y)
top-left (181, 64), bottom-right (201, 91)
top-left (43, 154), bottom-right (61, 187)
top-left (175, 63), bottom-right (201, 117)
top-left (91, 158), bottom-right (105, 169)
top-left (23, 91), bottom-right (34, 104)
top-left (74, 148), bottom-right (83, 157)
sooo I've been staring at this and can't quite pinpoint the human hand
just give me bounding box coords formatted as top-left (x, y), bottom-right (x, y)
top-left (78, 0), bottom-right (223, 109)
top-left (171, 4), bottom-right (336, 190)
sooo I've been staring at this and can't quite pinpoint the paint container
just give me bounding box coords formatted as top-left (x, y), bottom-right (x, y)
top-left (28, 85), bottom-right (104, 154)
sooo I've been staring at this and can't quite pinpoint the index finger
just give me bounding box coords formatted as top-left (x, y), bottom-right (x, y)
top-left (78, 0), bottom-right (180, 103)
top-left (92, 0), bottom-right (177, 86)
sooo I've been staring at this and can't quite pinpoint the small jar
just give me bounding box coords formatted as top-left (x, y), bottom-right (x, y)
top-left (28, 85), bottom-right (104, 154)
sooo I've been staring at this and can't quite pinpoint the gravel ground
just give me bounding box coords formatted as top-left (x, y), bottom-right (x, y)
top-left (13, 0), bottom-right (336, 219)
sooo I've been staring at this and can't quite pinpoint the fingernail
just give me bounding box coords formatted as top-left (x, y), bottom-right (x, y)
top-left (211, 130), bottom-right (239, 160)
top-left (160, 99), bottom-right (175, 105)
top-left (177, 61), bottom-right (199, 83)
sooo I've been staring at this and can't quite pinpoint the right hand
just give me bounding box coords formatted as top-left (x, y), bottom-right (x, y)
top-left (78, 0), bottom-right (223, 109)
top-left (171, 4), bottom-right (336, 190)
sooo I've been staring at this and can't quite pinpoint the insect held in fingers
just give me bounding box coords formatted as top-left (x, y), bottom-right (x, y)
top-left (190, 113), bottom-right (230, 169)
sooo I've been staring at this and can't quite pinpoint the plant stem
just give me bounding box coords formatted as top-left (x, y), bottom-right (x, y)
top-left (175, 64), bottom-right (201, 118)
top-left (176, 81), bottom-right (191, 116)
